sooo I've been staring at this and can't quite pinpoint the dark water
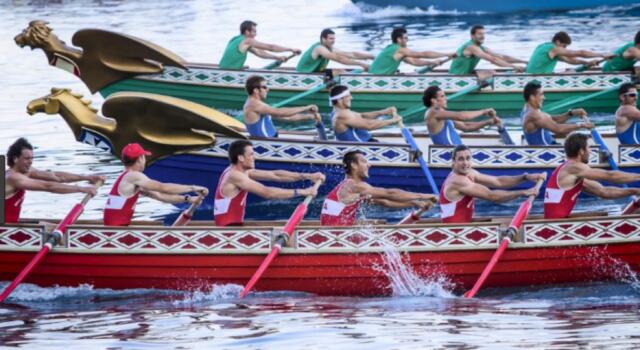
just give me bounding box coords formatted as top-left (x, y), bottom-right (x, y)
top-left (2, 1), bottom-right (640, 348)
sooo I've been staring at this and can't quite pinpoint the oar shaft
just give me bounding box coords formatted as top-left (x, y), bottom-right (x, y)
top-left (416, 56), bottom-right (453, 74)
top-left (273, 84), bottom-right (326, 108)
top-left (172, 193), bottom-right (206, 227)
top-left (0, 180), bottom-right (103, 303)
top-left (400, 127), bottom-right (439, 195)
top-left (239, 179), bottom-right (322, 298)
top-left (464, 238), bottom-right (511, 299)
top-left (263, 52), bottom-right (298, 70)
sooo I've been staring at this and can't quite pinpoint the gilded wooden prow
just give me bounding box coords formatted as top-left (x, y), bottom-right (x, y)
top-left (15, 20), bottom-right (188, 93)
top-left (27, 89), bottom-right (247, 164)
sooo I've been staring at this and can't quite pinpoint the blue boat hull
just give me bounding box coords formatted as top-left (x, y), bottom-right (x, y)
top-left (354, 0), bottom-right (635, 12)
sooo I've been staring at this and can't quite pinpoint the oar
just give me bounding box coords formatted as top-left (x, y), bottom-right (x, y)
top-left (398, 120), bottom-right (439, 195)
top-left (0, 180), bottom-right (104, 303)
top-left (239, 179), bottom-right (323, 298)
top-left (464, 175), bottom-right (546, 298)
top-left (272, 83), bottom-right (328, 109)
top-left (313, 112), bottom-right (328, 141)
top-left (579, 116), bottom-right (640, 214)
top-left (397, 204), bottom-right (432, 225)
top-left (263, 52), bottom-right (299, 70)
top-left (575, 57), bottom-right (609, 73)
top-left (171, 192), bottom-right (206, 226)
top-left (415, 56), bottom-right (453, 74)
top-left (543, 83), bottom-right (622, 114)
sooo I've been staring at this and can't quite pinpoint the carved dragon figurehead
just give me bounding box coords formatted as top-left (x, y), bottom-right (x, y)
top-left (16, 20), bottom-right (188, 93)
top-left (27, 89), bottom-right (247, 164)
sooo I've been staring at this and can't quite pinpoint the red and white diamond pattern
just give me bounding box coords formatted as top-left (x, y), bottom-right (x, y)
top-left (0, 226), bottom-right (42, 250)
top-left (524, 218), bottom-right (640, 246)
top-left (493, 73), bottom-right (630, 92)
top-left (429, 146), bottom-right (600, 168)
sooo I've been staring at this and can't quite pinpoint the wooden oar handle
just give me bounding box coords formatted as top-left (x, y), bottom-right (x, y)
top-left (302, 179), bottom-right (324, 206)
top-left (80, 179), bottom-right (104, 206)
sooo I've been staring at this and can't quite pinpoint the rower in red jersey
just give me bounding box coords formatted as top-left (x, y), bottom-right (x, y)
top-left (4, 138), bottom-right (102, 223)
top-left (320, 150), bottom-right (436, 226)
top-left (544, 132), bottom-right (640, 219)
top-left (440, 145), bottom-right (545, 224)
top-left (103, 143), bottom-right (208, 226)
top-left (214, 140), bottom-right (324, 227)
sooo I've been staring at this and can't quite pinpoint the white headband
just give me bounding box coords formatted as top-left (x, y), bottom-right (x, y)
top-left (329, 90), bottom-right (351, 106)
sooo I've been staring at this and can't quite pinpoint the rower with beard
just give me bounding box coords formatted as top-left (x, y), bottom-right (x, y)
top-left (522, 81), bottom-right (594, 146)
top-left (219, 20), bottom-right (301, 70)
top-left (449, 25), bottom-right (526, 75)
top-left (4, 138), bottom-right (102, 223)
top-left (214, 140), bottom-right (325, 226)
top-left (330, 85), bottom-right (402, 142)
top-left (441, 145), bottom-right (545, 224)
top-left (320, 150), bottom-right (436, 226)
top-left (544, 132), bottom-right (640, 219)
top-left (368, 27), bottom-right (455, 75)
top-left (243, 75), bottom-right (321, 138)
top-left (296, 28), bottom-right (373, 73)
top-left (525, 31), bottom-right (611, 74)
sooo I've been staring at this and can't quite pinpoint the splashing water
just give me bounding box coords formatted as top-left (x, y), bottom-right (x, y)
top-left (174, 284), bottom-right (244, 305)
top-left (580, 247), bottom-right (640, 293)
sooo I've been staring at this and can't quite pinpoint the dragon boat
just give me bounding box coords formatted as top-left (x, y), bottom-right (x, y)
top-left (1, 213), bottom-right (640, 296)
top-left (26, 88), bottom-right (640, 209)
top-left (14, 21), bottom-right (639, 124)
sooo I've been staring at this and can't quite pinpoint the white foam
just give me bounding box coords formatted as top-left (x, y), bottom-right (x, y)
top-left (0, 282), bottom-right (97, 301)
top-left (174, 283), bottom-right (244, 305)
top-left (569, 3), bottom-right (640, 14)
top-left (331, 1), bottom-right (476, 20)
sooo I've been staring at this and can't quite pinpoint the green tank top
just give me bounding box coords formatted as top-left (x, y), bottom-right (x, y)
top-left (296, 42), bottom-right (330, 73)
top-left (448, 40), bottom-right (485, 75)
top-left (525, 42), bottom-right (558, 74)
top-left (219, 35), bottom-right (248, 69)
top-left (369, 44), bottom-right (401, 75)
top-left (603, 42), bottom-right (636, 72)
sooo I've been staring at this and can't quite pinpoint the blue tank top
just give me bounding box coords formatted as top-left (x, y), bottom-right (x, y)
top-left (331, 111), bottom-right (373, 142)
top-left (246, 114), bottom-right (278, 138)
top-left (521, 106), bottom-right (556, 145)
top-left (429, 116), bottom-right (462, 146)
top-left (617, 107), bottom-right (640, 144)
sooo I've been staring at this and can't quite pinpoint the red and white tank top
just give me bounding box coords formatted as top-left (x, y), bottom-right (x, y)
top-left (4, 170), bottom-right (25, 223)
top-left (439, 173), bottom-right (474, 223)
top-left (320, 179), bottom-right (363, 226)
top-left (544, 162), bottom-right (583, 219)
top-left (103, 171), bottom-right (140, 226)
top-left (214, 167), bottom-right (248, 226)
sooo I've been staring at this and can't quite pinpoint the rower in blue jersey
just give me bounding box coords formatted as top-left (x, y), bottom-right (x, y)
top-left (423, 86), bottom-right (501, 146)
top-left (330, 85), bottom-right (401, 142)
top-left (521, 81), bottom-right (593, 146)
top-left (243, 75), bottom-right (320, 138)
top-left (616, 83), bottom-right (640, 144)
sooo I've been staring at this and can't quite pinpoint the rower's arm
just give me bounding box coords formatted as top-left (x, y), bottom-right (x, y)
top-left (401, 48), bottom-right (452, 59)
top-left (373, 198), bottom-right (435, 210)
top-left (318, 47), bottom-right (370, 68)
top-left (472, 46), bottom-right (524, 68)
top-left (360, 106), bottom-right (395, 119)
top-left (29, 168), bottom-right (102, 184)
top-left (554, 46), bottom-right (604, 59)
top-left (254, 103), bottom-right (316, 119)
top-left (453, 119), bottom-right (494, 132)
top-left (624, 47), bottom-right (640, 60)
top-left (334, 48), bottom-right (374, 60)
top-left (341, 114), bottom-right (398, 131)
top-left (354, 182), bottom-right (434, 202)
top-left (235, 173), bottom-right (297, 199)
top-left (8, 173), bottom-right (94, 195)
top-left (484, 46), bottom-right (527, 64)
top-left (432, 109), bottom-right (491, 121)
top-left (143, 191), bottom-right (192, 204)
top-left (532, 111), bottom-right (581, 135)
top-left (130, 172), bottom-right (204, 195)
top-left (457, 181), bottom-right (528, 203)
top-left (571, 163), bottom-right (640, 184)
top-left (249, 169), bottom-right (324, 183)
top-left (476, 172), bottom-right (542, 188)
top-left (247, 38), bottom-right (297, 54)
top-left (619, 106), bottom-right (640, 121)
top-left (582, 179), bottom-right (640, 199)
top-left (249, 47), bottom-right (282, 60)
top-left (558, 55), bottom-right (592, 65)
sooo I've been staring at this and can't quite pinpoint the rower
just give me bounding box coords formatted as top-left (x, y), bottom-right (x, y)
top-left (296, 28), bottom-right (373, 73)
top-left (104, 143), bottom-right (208, 226)
top-left (218, 20), bottom-right (301, 70)
top-left (440, 145), bottom-right (545, 224)
top-left (522, 81), bottom-right (593, 145)
top-left (214, 140), bottom-right (325, 227)
top-left (423, 86), bottom-right (502, 146)
top-left (526, 31), bottom-right (612, 74)
top-left (320, 150), bottom-right (436, 226)
top-left (616, 83), bottom-right (640, 144)
top-left (603, 31), bottom-right (640, 72)
top-left (4, 138), bottom-right (102, 223)
top-left (330, 85), bottom-right (401, 142)
top-left (368, 27), bottom-right (455, 75)
top-left (544, 132), bottom-right (640, 219)
top-left (448, 25), bottom-right (526, 75)
top-left (243, 75), bottom-right (320, 138)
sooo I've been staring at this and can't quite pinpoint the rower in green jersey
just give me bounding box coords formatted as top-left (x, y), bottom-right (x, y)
top-left (449, 25), bottom-right (527, 75)
top-left (368, 27), bottom-right (455, 75)
top-left (526, 31), bottom-right (612, 74)
top-left (219, 20), bottom-right (301, 70)
top-left (296, 28), bottom-right (373, 73)
top-left (603, 31), bottom-right (640, 72)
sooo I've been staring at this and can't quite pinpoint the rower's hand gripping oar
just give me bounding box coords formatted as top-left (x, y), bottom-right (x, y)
top-left (464, 175), bottom-right (546, 298)
top-left (396, 199), bottom-right (437, 225)
top-left (314, 112), bottom-right (328, 141)
top-left (0, 180), bottom-right (105, 303)
top-left (262, 52), bottom-right (299, 70)
top-left (239, 179), bottom-right (324, 298)
top-left (172, 190), bottom-right (207, 226)
top-left (579, 115), bottom-right (640, 214)
top-left (415, 55), bottom-right (454, 74)
top-left (398, 120), bottom-right (439, 196)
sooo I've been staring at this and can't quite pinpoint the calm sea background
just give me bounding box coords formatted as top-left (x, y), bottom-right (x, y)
top-left (2, 0), bottom-right (640, 348)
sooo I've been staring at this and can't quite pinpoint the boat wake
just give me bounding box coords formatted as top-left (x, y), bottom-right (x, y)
top-left (584, 247), bottom-right (640, 293)
top-left (332, 2), bottom-right (475, 20)
top-left (569, 3), bottom-right (640, 14)
top-left (0, 281), bottom-right (175, 302)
